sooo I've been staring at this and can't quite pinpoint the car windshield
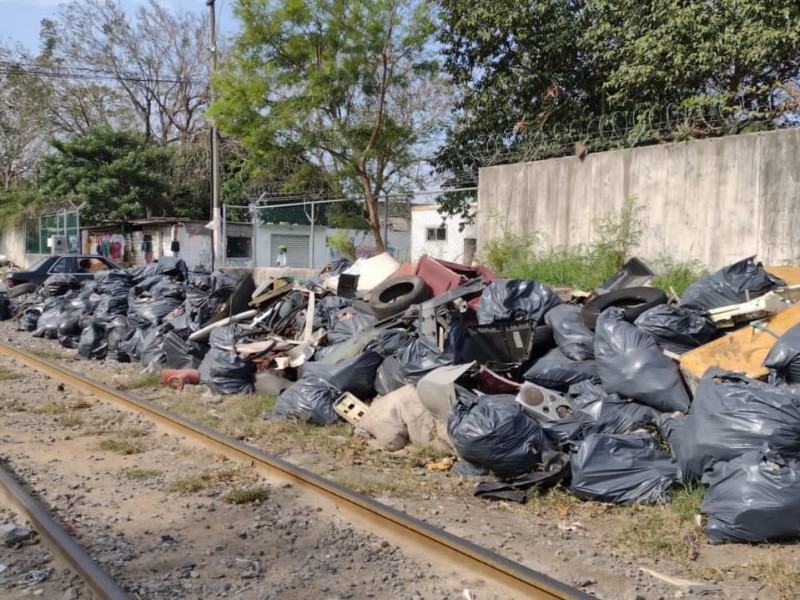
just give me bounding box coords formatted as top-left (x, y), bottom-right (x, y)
top-left (26, 257), bottom-right (51, 271)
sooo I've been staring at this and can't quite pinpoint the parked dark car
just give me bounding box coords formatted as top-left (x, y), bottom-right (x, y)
top-left (5, 254), bottom-right (123, 297)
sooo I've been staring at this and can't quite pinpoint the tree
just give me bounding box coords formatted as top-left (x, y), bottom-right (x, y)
top-left (582, 1), bottom-right (800, 113)
top-left (209, 0), bottom-right (439, 252)
top-left (434, 0), bottom-right (800, 221)
top-left (50, 0), bottom-right (210, 144)
top-left (37, 127), bottom-right (173, 223)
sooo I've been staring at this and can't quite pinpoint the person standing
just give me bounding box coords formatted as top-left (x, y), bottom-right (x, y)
top-left (275, 244), bottom-right (288, 267)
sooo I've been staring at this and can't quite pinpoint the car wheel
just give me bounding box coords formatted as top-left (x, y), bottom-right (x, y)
top-left (7, 282), bottom-right (38, 299)
top-left (581, 287), bottom-right (667, 330)
top-left (369, 275), bottom-right (431, 319)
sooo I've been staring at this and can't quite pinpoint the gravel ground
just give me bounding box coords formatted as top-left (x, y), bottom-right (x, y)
top-left (0, 317), bottom-right (797, 600)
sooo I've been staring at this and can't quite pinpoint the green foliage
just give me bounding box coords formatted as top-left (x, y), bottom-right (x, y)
top-left (325, 230), bottom-right (357, 261)
top-left (210, 0), bottom-right (438, 251)
top-left (36, 126), bottom-right (174, 223)
top-left (435, 0), bottom-right (800, 220)
top-left (484, 199), bottom-right (643, 290)
top-left (650, 260), bottom-right (708, 297)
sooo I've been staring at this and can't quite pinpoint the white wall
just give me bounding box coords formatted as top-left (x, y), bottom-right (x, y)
top-left (411, 205), bottom-right (477, 263)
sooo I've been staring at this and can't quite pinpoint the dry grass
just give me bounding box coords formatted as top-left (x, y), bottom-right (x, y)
top-left (603, 483), bottom-right (706, 562)
top-left (117, 371), bottom-right (163, 390)
top-left (0, 366), bottom-right (21, 380)
top-left (169, 465), bottom-right (256, 495)
top-left (32, 401), bottom-right (68, 415)
top-left (224, 485), bottom-right (270, 505)
top-left (121, 468), bottom-right (161, 481)
top-left (98, 438), bottom-right (145, 455)
top-left (58, 415), bottom-right (84, 427)
top-left (26, 348), bottom-right (66, 360)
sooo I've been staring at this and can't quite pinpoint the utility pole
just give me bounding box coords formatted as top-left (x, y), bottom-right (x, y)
top-left (206, 0), bottom-right (222, 269)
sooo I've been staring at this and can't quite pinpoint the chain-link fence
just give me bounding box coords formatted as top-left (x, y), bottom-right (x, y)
top-left (221, 198), bottom-right (413, 269)
top-left (25, 209), bottom-right (81, 255)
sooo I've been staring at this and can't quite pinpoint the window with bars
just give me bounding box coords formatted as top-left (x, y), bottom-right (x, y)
top-left (426, 226), bottom-right (447, 242)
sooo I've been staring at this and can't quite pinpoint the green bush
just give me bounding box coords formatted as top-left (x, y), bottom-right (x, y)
top-left (483, 199), bottom-right (707, 293)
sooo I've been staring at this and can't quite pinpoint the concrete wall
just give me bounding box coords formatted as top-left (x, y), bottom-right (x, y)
top-left (0, 226), bottom-right (30, 267)
top-left (478, 128), bottom-right (800, 270)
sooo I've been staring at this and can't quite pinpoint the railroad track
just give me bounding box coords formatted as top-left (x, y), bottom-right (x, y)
top-left (0, 341), bottom-right (593, 600)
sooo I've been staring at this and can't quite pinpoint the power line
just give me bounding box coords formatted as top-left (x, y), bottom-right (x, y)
top-left (0, 61), bottom-right (208, 86)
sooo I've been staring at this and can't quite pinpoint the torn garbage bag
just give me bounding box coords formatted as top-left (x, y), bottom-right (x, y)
top-left (448, 391), bottom-right (551, 478)
top-left (474, 451), bottom-right (571, 502)
top-left (328, 309), bottom-right (378, 345)
top-left (634, 304), bottom-right (717, 355)
top-left (476, 279), bottom-right (561, 325)
top-left (763, 323), bottom-right (800, 384)
top-left (523, 349), bottom-right (599, 393)
top-left (676, 368), bottom-right (800, 481)
top-left (197, 325), bottom-right (255, 395)
top-left (570, 432), bottom-right (678, 504)
top-left (545, 304), bottom-right (594, 360)
top-left (701, 449), bottom-right (800, 544)
top-left (594, 307), bottom-right (690, 413)
top-left (680, 256), bottom-right (784, 311)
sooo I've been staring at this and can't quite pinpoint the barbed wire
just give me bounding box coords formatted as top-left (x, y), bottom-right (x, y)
top-left (0, 60), bottom-right (208, 86)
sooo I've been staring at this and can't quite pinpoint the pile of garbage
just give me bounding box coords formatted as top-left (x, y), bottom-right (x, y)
top-left (7, 252), bottom-right (800, 545)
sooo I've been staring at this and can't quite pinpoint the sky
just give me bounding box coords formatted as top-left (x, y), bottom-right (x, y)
top-left (0, 0), bottom-right (236, 52)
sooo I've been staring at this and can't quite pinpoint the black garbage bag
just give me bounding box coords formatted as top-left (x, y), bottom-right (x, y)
top-left (42, 273), bottom-right (81, 298)
top-left (106, 316), bottom-right (133, 363)
top-left (764, 323), bottom-right (800, 384)
top-left (655, 413), bottom-right (686, 459)
top-left (64, 290), bottom-right (97, 316)
top-left (163, 331), bottom-right (207, 370)
top-left (127, 297), bottom-right (182, 328)
top-left (541, 410), bottom-right (597, 451)
top-left (634, 304), bottom-right (717, 355)
top-left (594, 307), bottom-right (690, 413)
top-left (570, 432), bottom-right (678, 504)
top-left (272, 375), bottom-right (341, 425)
top-left (701, 449), bottom-right (800, 544)
top-left (374, 335), bottom-right (452, 396)
top-left (130, 257), bottom-right (188, 283)
top-left (56, 311), bottom-right (84, 348)
top-left (364, 328), bottom-right (412, 357)
top-left (92, 295), bottom-right (129, 329)
top-left (567, 380), bottom-right (664, 432)
top-left (676, 368), bottom-right (800, 481)
top-left (304, 351), bottom-right (383, 399)
top-left (117, 326), bottom-right (144, 362)
top-left (78, 323), bottom-right (107, 359)
top-left (0, 291), bottom-right (11, 321)
top-left (476, 279), bottom-right (561, 325)
top-left (140, 326), bottom-right (168, 368)
top-left (680, 256), bottom-right (784, 311)
top-left (20, 307), bottom-right (41, 331)
top-left (328, 309), bottom-right (378, 344)
top-left (313, 295), bottom-right (350, 329)
top-left (523, 348), bottom-right (599, 393)
top-left (448, 391), bottom-right (551, 478)
top-left (94, 270), bottom-right (133, 295)
top-left (197, 326), bottom-right (255, 395)
top-left (33, 305), bottom-right (65, 339)
top-left (545, 304), bottom-right (594, 360)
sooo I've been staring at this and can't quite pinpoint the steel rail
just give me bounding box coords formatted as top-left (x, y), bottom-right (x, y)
top-left (0, 341), bottom-right (594, 600)
top-left (0, 462), bottom-right (129, 599)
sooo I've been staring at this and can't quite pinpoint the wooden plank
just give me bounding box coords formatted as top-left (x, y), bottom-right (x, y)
top-left (766, 266), bottom-right (800, 287)
top-left (680, 304), bottom-right (800, 383)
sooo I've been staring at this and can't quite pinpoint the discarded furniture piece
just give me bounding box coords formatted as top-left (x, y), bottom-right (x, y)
top-left (706, 286), bottom-right (800, 329)
top-left (679, 303), bottom-right (800, 390)
top-left (765, 266), bottom-right (800, 287)
top-left (595, 257), bottom-right (655, 295)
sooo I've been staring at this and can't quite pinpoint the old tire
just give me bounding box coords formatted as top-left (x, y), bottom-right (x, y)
top-left (581, 286), bottom-right (667, 330)
top-left (369, 275), bottom-right (431, 319)
top-left (7, 283), bottom-right (37, 299)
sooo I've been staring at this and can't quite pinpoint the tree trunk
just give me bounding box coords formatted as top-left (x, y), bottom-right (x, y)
top-left (358, 172), bottom-right (385, 253)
